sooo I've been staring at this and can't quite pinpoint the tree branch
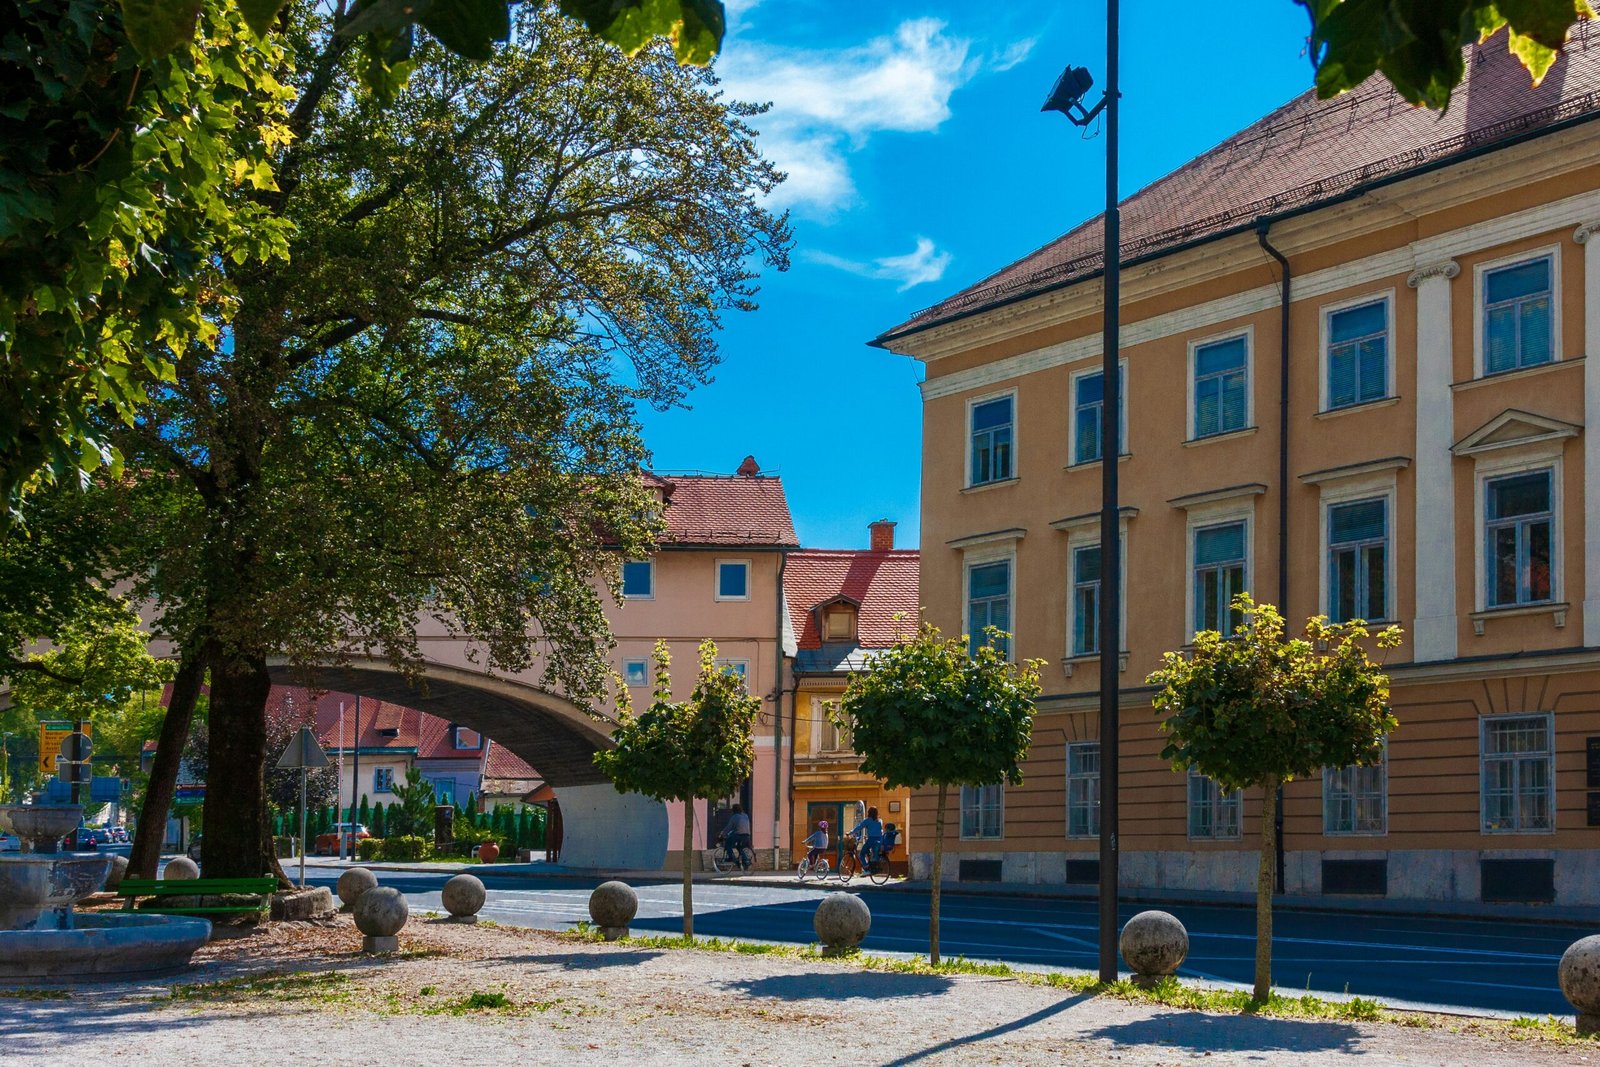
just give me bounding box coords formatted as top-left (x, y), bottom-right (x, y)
top-left (0, 659), bottom-right (85, 687)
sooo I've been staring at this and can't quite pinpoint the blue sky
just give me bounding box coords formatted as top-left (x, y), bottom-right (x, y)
top-left (635, 0), bottom-right (1321, 550)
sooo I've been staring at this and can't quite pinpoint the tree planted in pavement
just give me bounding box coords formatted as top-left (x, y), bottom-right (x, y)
top-left (594, 641), bottom-right (759, 938)
top-left (1148, 595), bottom-right (1400, 1001)
top-left (839, 622), bottom-right (1040, 965)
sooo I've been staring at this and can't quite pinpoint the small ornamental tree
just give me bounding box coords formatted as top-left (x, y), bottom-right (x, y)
top-left (1148, 595), bottom-right (1400, 1000)
top-left (594, 640), bottom-right (759, 938)
top-left (389, 767), bottom-right (438, 838)
top-left (839, 622), bottom-right (1041, 964)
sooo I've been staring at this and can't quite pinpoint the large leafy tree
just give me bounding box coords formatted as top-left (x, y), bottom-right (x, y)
top-left (1299, 0), bottom-right (1592, 108)
top-left (0, 0), bottom-right (727, 519)
top-left (594, 641), bottom-right (759, 938)
top-left (839, 623), bottom-right (1040, 965)
top-left (1148, 596), bottom-right (1400, 1001)
top-left (105, 1), bottom-right (785, 882)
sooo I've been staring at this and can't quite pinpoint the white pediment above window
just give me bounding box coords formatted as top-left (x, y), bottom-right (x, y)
top-left (1451, 409), bottom-right (1581, 457)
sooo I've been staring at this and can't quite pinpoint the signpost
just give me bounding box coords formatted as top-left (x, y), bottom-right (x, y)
top-left (276, 726), bottom-right (330, 888)
top-left (37, 720), bottom-right (91, 775)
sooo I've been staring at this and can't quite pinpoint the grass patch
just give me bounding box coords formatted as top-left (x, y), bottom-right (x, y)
top-left (167, 971), bottom-right (352, 1004)
top-left (0, 989), bottom-right (72, 1000)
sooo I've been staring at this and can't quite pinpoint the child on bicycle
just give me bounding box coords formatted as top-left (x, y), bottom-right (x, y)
top-left (802, 820), bottom-right (829, 870)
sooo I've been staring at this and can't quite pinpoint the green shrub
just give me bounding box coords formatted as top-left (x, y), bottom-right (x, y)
top-left (356, 838), bottom-right (384, 861)
top-left (379, 835), bottom-right (430, 861)
top-left (273, 835), bottom-right (298, 858)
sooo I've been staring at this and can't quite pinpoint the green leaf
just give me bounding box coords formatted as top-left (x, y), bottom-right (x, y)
top-left (339, 0), bottom-right (436, 40)
top-left (236, 0), bottom-right (289, 37)
top-left (120, 0), bottom-right (202, 59)
top-left (419, 0), bottom-right (512, 61)
top-left (559, 0), bottom-right (725, 65)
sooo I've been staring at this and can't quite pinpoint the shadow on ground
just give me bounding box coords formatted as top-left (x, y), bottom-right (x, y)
top-left (1086, 1011), bottom-right (1365, 1054)
top-left (722, 969), bottom-right (954, 1001)
top-left (499, 949), bottom-right (665, 970)
top-left (880, 993), bottom-right (1093, 1065)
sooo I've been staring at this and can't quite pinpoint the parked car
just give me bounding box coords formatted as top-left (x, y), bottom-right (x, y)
top-left (110, 826), bottom-right (129, 844)
top-left (313, 823), bottom-right (371, 856)
top-left (0, 831), bottom-right (19, 853)
top-left (89, 828), bottom-right (115, 847)
top-left (60, 827), bottom-right (98, 850)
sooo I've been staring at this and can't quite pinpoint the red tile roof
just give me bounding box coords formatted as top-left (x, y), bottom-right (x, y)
top-left (880, 32), bottom-right (1600, 341)
top-left (259, 686), bottom-right (503, 762)
top-left (652, 466), bottom-right (798, 547)
top-left (481, 742), bottom-right (540, 780)
top-left (784, 549), bottom-right (920, 651)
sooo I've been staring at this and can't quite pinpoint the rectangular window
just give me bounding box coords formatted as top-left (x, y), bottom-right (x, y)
top-left (716, 560), bottom-right (749, 600)
top-left (1485, 470), bottom-right (1553, 607)
top-left (1192, 335), bottom-right (1248, 438)
top-left (716, 658), bottom-right (749, 681)
top-left (960, 783), bottom-right (1004, 839)
top-left (967, 560), bottom-right (1011, 655)
top-left (1328, 498), bottom-right (1388, 622)
top-left (1326, 299), bottom-right (1388, 409)
top-left (1484, 257), bottom-right (1553, 374)
top-left (1188, 770), bottom-right (1241, 839)
top-left (622, 659), bottom-right (649, 687)
top-left (621, 560), bottom-right (654, 599)
top-left (1072, 366), bottom-right (1125, 464)
top-left (450, 726), bottom-right (482, 751)
top-left (821, 707), bottom-right (852, 753)
top-left (1066, 742), bottom-right (1100, 838)
top-left (1072, 544), bottom-right (1101, 656)
top-left (1481, 714), bottom-right (1554, 833)
top-left (1193, 521), bottom-right (1247, 634)
top-left (970, 396), bottom-right (1014, 486)
top-left (822, 605), bottom-right (856, 642)
top-left (372, 768), bottom-right (394, 794)
top-left (1324, 750), bottom-right (1387, 835)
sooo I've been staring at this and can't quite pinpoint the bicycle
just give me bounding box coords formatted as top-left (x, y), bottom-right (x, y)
top-left (795, 848), bottom-right (831, 880)
top-left (852, 827), bottom-right (900, 885)
top-left (709, 832), bottom-right (754, 873)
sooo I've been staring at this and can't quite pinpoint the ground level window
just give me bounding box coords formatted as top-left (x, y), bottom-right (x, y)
top-left (1187, 770), bottom-right (1241, 839)
top-left (1066, 742), bottom-right (1100, 838)
top-left (960, 784), bottom-right (1003, 839)
top-left (1481, 714), bottom-right (1553, 832)
top-left (1324, 751), bottom-right (1386, 835)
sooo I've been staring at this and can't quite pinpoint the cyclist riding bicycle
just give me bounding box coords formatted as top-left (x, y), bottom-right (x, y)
top-left (802, 820), bottom-right (829, 869)
top-left (723, 803), bottom-right (752, 860)
top-left (851, 806), bottom-right (884, 867)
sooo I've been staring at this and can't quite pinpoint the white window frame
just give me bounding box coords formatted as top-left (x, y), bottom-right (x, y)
top-left (1472, 449), bottom-right (1563, 614)
top-left (1318, 289), bottom-right (1395, 412)
top-left (1184, 500), bottom-right (1253, 641)
top-left (1479, 712), bottom-right (1556, 834)
top-left (959, 783), bottom-right (1004, 841)
top-left (1186, 769), bottom-right (1242, 840)
top-left (1068, 359), bottom-right (1128, 466)
top-left (965, 388), bottom-right (1018, 488)
top-left (1473, 245), bottom-right (1561, 379)
top-left (1323, 742), bottom-right (1388, 836)
top-left (963, 545), bottom-right (1016, 659)
top-left (621, 559), bottom-right (655, 600)
top-left (1186, 325), bottom-right (1254, 440)
top-left (1063, 523), bottom-right (1129, 661)
top-left (1317, 474), bottom-right (1398, 624)
top-left (714, 558), bottom-right (752, 602)
top-left (715, 657), bottom-right (750, 682)
top-left (622, 658), bottom-right (650, 687)
top-left (1065, 741), bottom-right (1100, 839)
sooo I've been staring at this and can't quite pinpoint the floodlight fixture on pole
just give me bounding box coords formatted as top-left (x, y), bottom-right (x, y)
top-left (1042, 0), bottom-right (1123, 986)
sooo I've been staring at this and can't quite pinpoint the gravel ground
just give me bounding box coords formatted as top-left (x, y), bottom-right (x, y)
top-left (2, 917), bottom-right (1596, 1066)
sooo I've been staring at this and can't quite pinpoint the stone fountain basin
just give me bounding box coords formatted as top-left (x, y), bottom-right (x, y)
top-left (0, 805), bottom-right (85, 846)
top-left (0, 852), bottom-right (113, 912)
top-left (0, 913), bottom-right (211, 980)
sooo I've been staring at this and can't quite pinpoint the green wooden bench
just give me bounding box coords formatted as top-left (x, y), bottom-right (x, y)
top-left (116, 876), bottom-right (278, 917)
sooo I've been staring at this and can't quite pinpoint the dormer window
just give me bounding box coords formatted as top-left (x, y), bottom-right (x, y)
top-left (451, 725), bottom-right (482, 751)
top-left (818, 599), bottom-right (859, 643)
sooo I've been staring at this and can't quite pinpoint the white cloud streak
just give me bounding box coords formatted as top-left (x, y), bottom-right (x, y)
top-left (805, 236), bottom-right (953, 291)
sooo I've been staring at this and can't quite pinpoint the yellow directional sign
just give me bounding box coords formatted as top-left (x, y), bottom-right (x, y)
top-left (37, 721), bottom-right (91, 775)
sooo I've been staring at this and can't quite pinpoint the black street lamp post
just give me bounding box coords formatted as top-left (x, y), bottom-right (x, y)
top-left (1042, 0), bottom-right (1121, 984)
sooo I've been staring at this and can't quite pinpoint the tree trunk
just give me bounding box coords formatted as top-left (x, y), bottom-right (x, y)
top-left (203, 649), bottom-right (276, 880)
top-left (682, 799), bottom-right (695, 939)
top-left (128, 643), bottom-right (207, 879)
top-left (1254, 775), bottom-right (1281, 1001)
top-left (930, 783), bottom-right (948, 965)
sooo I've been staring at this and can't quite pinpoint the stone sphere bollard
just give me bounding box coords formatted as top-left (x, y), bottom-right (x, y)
top-left (353, 885), bottom-right (409, 954)
top-left (441, 874), bottom-right (486, 922)
top-left (1559, 935), bottom-right (1600, 1034)
top-left (588, 880), bottom-right (638, 941)
top-left (1119, 910), bottom-right (1189, 985)
top-left (337, 867), bottom-right (378, 910)
top-left (104, 853), bottom-right (130, 891)
top-left (163, 856), bottom-right (200, 880)
top-left (813, 892), bottom-right (871, 955)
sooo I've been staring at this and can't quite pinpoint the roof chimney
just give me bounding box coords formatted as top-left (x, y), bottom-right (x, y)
top-left (736, 455), bottom-right (761, 477)
top-left (869, 519), bottom-right (896, 553)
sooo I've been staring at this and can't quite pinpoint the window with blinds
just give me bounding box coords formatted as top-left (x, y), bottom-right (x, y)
top-left (1072, 366), bottom-right (1124, 464)
top-left (1328, 498), bottom-right (1388, 622)
top-left (1325, 299), bottom-right (1388, 409)
top-left (1192, 335), bottom-right (1248, 438)
top-left (1484, 257), bottom-right (1553, 375)
top-left (967, 560), bottom-right (1011, 655)
top-left (970, 396), bottom-right (1014, 485)
top-left (1193, 521), bottom-right (1247, 634)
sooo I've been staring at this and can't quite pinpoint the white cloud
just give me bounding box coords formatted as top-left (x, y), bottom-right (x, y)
top-left (719, 19), bottom-right (988, 214)
top-left (805, 236), bottom-right (953, 291)
top-left (990, 37), bottom-right (1037, 73)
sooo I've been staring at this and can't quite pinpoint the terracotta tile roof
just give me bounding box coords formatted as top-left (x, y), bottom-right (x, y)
top-left (880, 32), bottom-right (1600, 341)
top-left (257, 686), bottom-right (489, 760)
top-left (482, 741), bottom-right (539, 779)
top-left (784, 549), bottom-right (920, 653)
top-left (652, 470), bottom-right (799, 548)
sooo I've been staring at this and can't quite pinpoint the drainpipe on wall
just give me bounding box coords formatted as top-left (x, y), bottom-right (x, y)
top-left (1256, 219), bottom-right (1290, 898)
top-left (772, 549), bottom-right (789, 869)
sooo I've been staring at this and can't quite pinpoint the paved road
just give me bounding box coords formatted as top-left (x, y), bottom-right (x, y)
top-left (302, 869), bottom-right (1588, 1018)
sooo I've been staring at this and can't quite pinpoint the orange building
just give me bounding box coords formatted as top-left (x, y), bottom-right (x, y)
top-left (875, 37), bottom-right (1600, 907)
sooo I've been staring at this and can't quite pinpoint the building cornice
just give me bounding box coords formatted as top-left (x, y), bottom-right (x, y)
top-left (1298, 456), bottom-right (1412, 485)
